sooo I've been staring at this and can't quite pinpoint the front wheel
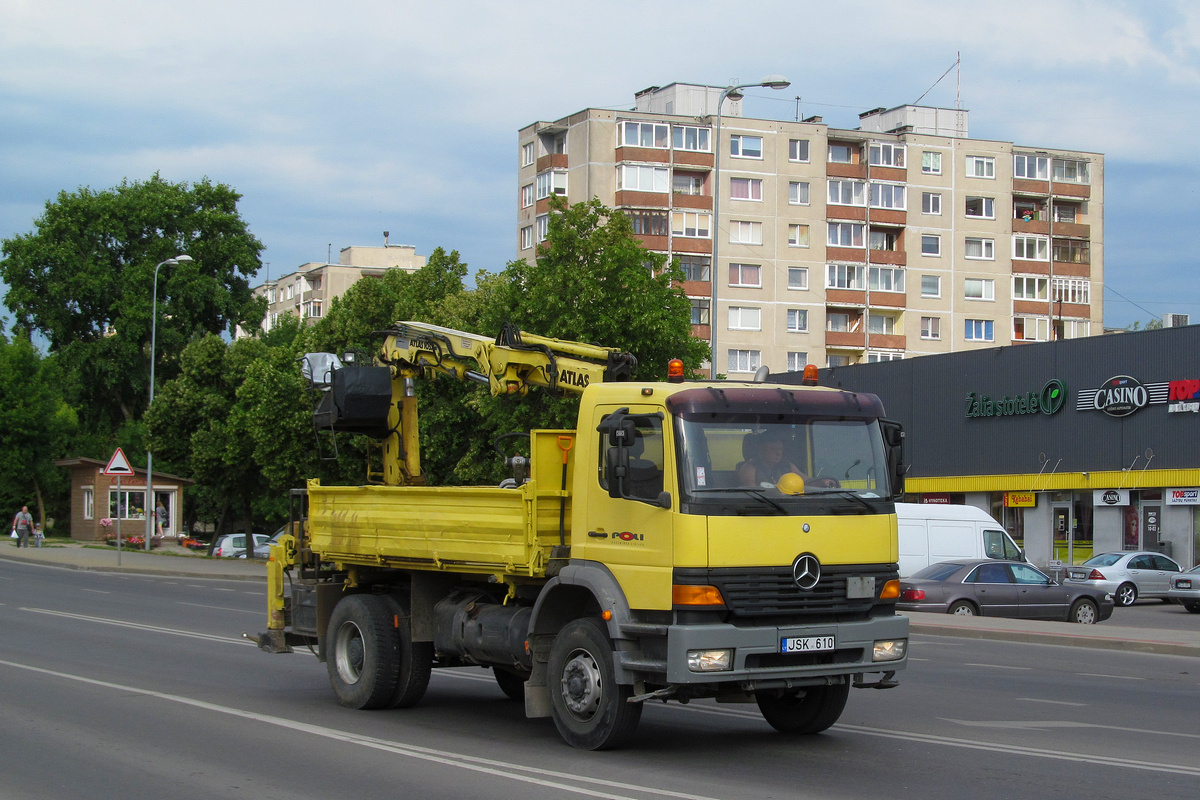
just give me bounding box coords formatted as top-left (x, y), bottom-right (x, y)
top-left (547, 618), bottom-right (642, 750)
top-left (1183, 602), bottom-right (1200, 614)
top-left (1069, 598), bottom-right (1098, 624)
top-left (756, 681), bottom-right (849, 734)
top-left (1115, 583), bottom-right (1137, 607)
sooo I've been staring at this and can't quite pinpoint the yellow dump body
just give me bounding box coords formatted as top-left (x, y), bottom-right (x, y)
top-left (305, 429), bottom-right (574, 577)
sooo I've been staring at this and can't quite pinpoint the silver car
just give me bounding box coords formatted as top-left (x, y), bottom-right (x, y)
top-left (1064, 551), bottom-right (1182, 607)
top-left (1167, 564), bottom-right (1200, 614)
top-left (212, 533), bottom-right (270, 558)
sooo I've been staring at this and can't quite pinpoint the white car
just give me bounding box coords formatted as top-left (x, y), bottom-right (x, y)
top-left (1064, 551), bottom-right (1182, 606)
top-left (212, 533), bottom-right (270, 558)
top-left (1167, 564), bottom-right (1200, 613)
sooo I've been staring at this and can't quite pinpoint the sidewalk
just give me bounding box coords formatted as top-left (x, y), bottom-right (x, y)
top-left (0, 540), bottom-right (265, 581)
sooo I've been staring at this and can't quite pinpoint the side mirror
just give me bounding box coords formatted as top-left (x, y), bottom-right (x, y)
top-left (604, 446), bottom-right (629, 500)
top-left (879, 418), bottom-right (905, 501)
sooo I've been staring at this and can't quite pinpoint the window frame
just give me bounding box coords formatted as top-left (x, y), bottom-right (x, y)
top-left (827, 222), bottom-right (865, 248)
top-left (921, 234), bottom-right (941, 256)
top-left (1013, 234), bottom-right (1050, 261)
top-left (672, 125), bottom-right (711, 152)
top-left (868, 266), bottom-right (905, 293)
top-left (922, 151), bottom-right (942, 175)
top-left (788, 181), bottom-right (810, 205)
top-left (620, 120), bottom-right (669, 149)
top-left (828, 179), bottom-right (866, 207)
top-left (921, 191), bottom-right (942, 215)
top-left (1014, 154), bottom-right (1049, 180)
top-left (869, 182), bottom-right (906, 210)
top-left (868, 142), bottom-right (905, 168)
top-left (728, 262), bottom-right (762, 288)
top-left (729, 134), bottom-right (763, 159)
top-left (521, 142), bottom-right (535, 167)
top-left (921, 316), bottom-right (941, 340)
top-left (520, 184), bottom-right (534, 208)
top-left (828, 144), bottom-right (854, 164)
top-left (727, 349), bottom-right (761, 374)
top-left (964, 237), bottom-right (995, 260)
top-left (826, 263), bottom-right (866, 290)
top-left (727, 306), bottom-right (762, 331)
top-left (921, 274), bottom-right (941, 298)
top-left (729, 177), bottom-right (763, 201)
top-left (787, 224), bottom-right (810, 248)
top-left (520, 225), bottom-right (533, 250)
top-left (965, 155), bottom-right (996, 179)
top-left (786, 352), bottom-right (808, 372)
top-left (789, 139), bottom-right (810, 162)
top-left (965, 196), bottom-right (995, 219)
top-left (786, 308), bottom-right (808, 333)
top-left (678, 255), bottom-right (711, 282)
top-left (728, 220), bottom-right (763, 245)
top-left (787, 267), bottom-right (809, 291)
top-left (1013, 316), bottom-right (1050, 342)
top-left (965, 318), bottom-right (995, 342)
top-left (671, 211), bottom-right (711, 239)
top-left (964, 278), bottom-right (995, 302)
top-left (1013, 276), bottom-right (1048, 301)
top-left (619, 164), bottom-right (669, 193)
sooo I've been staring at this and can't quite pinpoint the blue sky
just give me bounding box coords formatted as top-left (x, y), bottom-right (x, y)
top-left (2, 0), bottom-right (1198, 332)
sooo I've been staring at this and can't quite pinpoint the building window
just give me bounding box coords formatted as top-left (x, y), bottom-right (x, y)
top-left (965, 278), bottom-right (995, 301)
top-left (1013, 234), bottom-right (1049, 261)
top-left (728, 221), bottom-right (762, 245)
top-left (673, 172), bottom-right (705, 196)
top-left (1059, 320), bottom-right (1090, 339)
top-left (1052, 277), bottom-right (1091, 305)
top-left (826, 312), bottom-right (851, 332)
top-left (728, 306), bottom-right (761, 331)
top-left (306, 301), bottom-right (322, 318)
top-left (867, 313), bottom-right (895, 334)
top-left (728, 349), bottom-right (761, 374)
top-left (285, 284), bottom-right (294, 300)
top-left (521, 142), bottom-right (534, 167)
top-left (627, 210), bottom-right (669, 236)
top-left (672, 125), bottom-right (710, 152)
top-left (109, 489), bottom-right (146, 520)
top-left (965, 319), bottom-right (994, 341)
top-left (789, 139), bottom-right (810, 162)
top-left (921, 192), bottom-right (941, 215)
top-left (921, 316), bottom-right (941, 340)
top-left (1053, 158), bottom-right (1089, 184)
top-left (869, 266), bottom-right (905, 293)
top-left (1013, 276), bottom-right (1048, 300)
top-left (965, 196), bottom-right (995, 219)
top-left (867, 352), bottom-right (903, 363)
top-left (964, 237), bottom-right (995, 260)
top-left (1014, 154), bottom-right (1049, 180)
top-left (729, 177), bottom-right (763, 201)
top-left (619, 165), bottom-right (669, 193)
top-left (787, 309), bottom-right (808, 332)
top-left (827, 263), bottom-right (866, 290)
top-left (921, 275), bottom-right (940, 297)
top-left (828, 144), bottom-right (854, 163)
top-left (922, 151), bottom-right (942, 174)
top-left (690, 298), bottom-right (710, 325)
top-left (869, 183), bottom-right (906, 210)
top-left (787, 352), bottom-right (808, 372)
top-left (728, 263), bottom-right (761, 287)
top-left (678, 255), bottom-right (710, 282)
top-left (520, 226), bottom-right (533, 250)
top-left (620, 121), bottom-right (669, 148)
top-left (1053, 203), bottom-right (1078, 223)
top-left (536, 170), bottom-right (567, 199)
top-left (729, 135), bottom-right (763, 159)
top-left (521, 184), bottom-right (534, 208)
top-left (266, 288), bottom-right (276, 304)
top-left (671, 211), bottom-right (711, 238)
top-left (827, 355), bottom-right (851, 367)
top-left (83, 487), bottom-right (94, 520)
top-left (788, 267), bottom-right (809, 290)
top-left (965, 156), bottom-right (995, 178)
top-left (869, 229), bottom-right (899, 252)
top-left (788, 181), bottom-right (810, 205)
top-left (1013, 316), bottom-right (1050, 341)
top-left (827, 222), bottom-right (865, 248)
top-left (1052, 238), bottom-right (1090, 264)
top-left (828, 179), bottom-right (866, 206)
top-left (868, 143), bottom-right (905, 167)
top-left (535, 215), bottom-right (549, 243)
top-left (921, 234), bottom-right (941, 256)
top-left (788, 224), bottom-right (809, 247)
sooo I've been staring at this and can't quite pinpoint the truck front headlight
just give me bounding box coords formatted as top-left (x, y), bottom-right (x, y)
top-left (873, 639), bottom-right (907, 662)
top-left (687, 649), bottom-right (733, 672)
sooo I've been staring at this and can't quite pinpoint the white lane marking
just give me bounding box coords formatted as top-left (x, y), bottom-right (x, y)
top-left (0, 658), bottom-right (723, 800)
top-left (212, 588), bottom-right (235, 592)
top-left (963, 663), bottom-right (1032, 670)
top-left (941, 719), bottom-right (1200, 740)
top-left (22, 608), bottom-right (254, 646)
top-left (80, 589), bottom-right (111, 595)
top-left (178, 602), bottom-right (260, 615)
top-left (1076, 673), bottom-right (1146, 681)
top-left (1017, 698), bottom-right (1087, 707)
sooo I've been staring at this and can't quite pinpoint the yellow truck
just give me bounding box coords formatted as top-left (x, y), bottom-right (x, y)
top-left (256, 322), bottom-right (908, 749)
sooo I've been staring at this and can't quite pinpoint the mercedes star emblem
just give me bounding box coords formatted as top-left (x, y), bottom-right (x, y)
top-left (792, 553), bottom-right (821, 590)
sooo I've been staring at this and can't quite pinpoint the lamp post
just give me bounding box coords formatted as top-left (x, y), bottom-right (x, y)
top-left (145, 254), bottom-right (193, 550)
top-left (709, 75), bottom-right (790, 378)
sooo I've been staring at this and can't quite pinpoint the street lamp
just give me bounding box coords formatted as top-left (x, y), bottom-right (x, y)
top-left (145, 254), bottom-right (193, 550)
top-left (709, 75), bottom-right (791, 378)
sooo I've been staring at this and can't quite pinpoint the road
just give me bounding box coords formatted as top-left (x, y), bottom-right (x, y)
top-left (1, 558), bottom-right (1197, 800)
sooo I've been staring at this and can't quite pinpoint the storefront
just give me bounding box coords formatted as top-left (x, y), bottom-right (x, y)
top-left (55, 458), bottom-right (194, 542)
top-left (774, 325), bottom-right (1200, 569)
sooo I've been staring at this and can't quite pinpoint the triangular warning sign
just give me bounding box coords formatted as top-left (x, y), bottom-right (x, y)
top-left (104, 447), bottom-right (136, 476)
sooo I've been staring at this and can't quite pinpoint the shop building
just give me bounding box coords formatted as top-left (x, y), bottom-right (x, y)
top-left (774, 325), bottom-right (1200, 569)
top-left (55, 458), bottom-right (193, 542)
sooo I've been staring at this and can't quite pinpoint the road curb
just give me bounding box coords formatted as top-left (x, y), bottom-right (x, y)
top-left (0, 548), bottom-right (266, 582)
top-left (906, 618), bottom-right (1200, 658)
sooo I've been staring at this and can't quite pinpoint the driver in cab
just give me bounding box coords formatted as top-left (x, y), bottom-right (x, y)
top-left (737, 431), bottom-right (837, 491)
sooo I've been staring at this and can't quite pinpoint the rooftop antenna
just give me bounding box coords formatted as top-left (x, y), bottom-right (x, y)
top-left (384, 230), bottom-right (390, 246)
top-left (794, 96), bottom-right (801, 121)
top-left (913, 53), bottom-right (960, 106)
top-left (327, 243), bottom-right (332, 264)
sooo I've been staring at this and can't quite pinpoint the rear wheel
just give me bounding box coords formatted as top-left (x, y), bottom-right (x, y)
top-left (1115, 583), bottom-right (1137, 607)
top-left (1184, 602), bottom-right (1200, 614)
top-left (381, 596), bottom-right (433, 709)
top-left (756, 681), bottom-right (850, 734)
top-left (948, 601), bottom-right (977, 616)
top-left (547, 618), bottom-right (642, 750)
top-left (326, 595), bottom-right (399, 709)
top-left (1069, 598), bottom-right (1098, 624)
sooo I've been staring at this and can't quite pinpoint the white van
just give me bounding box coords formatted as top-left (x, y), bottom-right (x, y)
top-left (896, 503), bottom-right (1024, 577)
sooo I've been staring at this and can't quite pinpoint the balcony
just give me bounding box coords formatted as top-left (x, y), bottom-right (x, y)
top-left (868, 248), bottom-right (906, 266)
top-left (826, 330), bottom-right (866, 348)
top-left (868, 333), bottom-right (906, 350)
top-left (1053, 221), bottom-right (1090, 238)
top-left (1013, 178), bottom-right (1050, 196)
top-left (1013, 218), bottom-right (1050, 235)
top-left (615, 190), bottom-right (669, 208)
top-left (1051, 181), bottom-right (1090, 199)
top-left (827, 205), bottom-right (866, 222)
top-left (826, 162), bottom-right (867, 179)
top-left (615, 146), bottom-right (670, 164)
top-left (868, 166), bottom-right (907, 183)
top-left (869, 209), bottom-right (906, 226)
top-left (673, 150), bottom-right (714, 168)
top-left (536, 153), bottom-right (568, 171)
top-left (827, 246), bottom-right (867, 263)
top-left (671, 193), bottom-right (713, 210)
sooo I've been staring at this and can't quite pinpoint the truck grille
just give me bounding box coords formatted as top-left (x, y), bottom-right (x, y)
top-left (674, 564), bottom-right (898, 617)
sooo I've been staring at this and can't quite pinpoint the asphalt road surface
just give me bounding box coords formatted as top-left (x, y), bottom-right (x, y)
top-left (1, 558), bottom-right (1197, 800)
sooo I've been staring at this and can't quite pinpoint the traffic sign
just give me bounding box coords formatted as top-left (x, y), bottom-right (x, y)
top-left (104, 447), bottom-right (135, 476)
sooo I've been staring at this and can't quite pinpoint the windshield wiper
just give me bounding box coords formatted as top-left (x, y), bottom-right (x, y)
top-left (740, 489), bottom-right (788, 515)
top-left (809, 489), bottom-right (875, 513)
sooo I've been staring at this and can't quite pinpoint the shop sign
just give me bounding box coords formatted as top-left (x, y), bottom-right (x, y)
top-left (1077, 375), bottom-right (1169, 417)
top-left (1004, 492), bottom-right (1036, 507)
top-left (1093, 489), bottom-right (1129, 506)
top-left (920, 494), bottom-right (952, 504)
top-left (1168, 380), bottom-right (1200, 413)
top-left (965, 379), bottom-right (1067, 419)
top-left (1166, 488), bottom-right (1200, 505)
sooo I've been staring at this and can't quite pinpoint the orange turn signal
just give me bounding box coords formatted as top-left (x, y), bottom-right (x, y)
top-left (672, 584), bottom-right (725, 606)
top-left (880, 579), bottom-right (901, 600)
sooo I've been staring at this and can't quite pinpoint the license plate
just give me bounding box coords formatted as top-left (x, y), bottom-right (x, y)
top-left (1067, 570), bottom-right (1086, 580)
top-left (780, 635), bottom-right (836, 653)
top-left (1176, 579), bottom-right (1192, 589)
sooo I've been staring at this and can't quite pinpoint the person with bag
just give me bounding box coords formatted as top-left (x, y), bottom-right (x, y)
top-left (12, 506), bottom-right (34, 548)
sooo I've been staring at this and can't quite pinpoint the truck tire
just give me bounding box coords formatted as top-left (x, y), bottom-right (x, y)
top-left (494, 667), bottom-right (527, 701)
top-left (326, 595), bottom-right (399, 710)
top-left (755, 681), bottom-right (849, 735)
top-left (547, 617), bottom-right (642, 750)
top-left (382, 596), bottom-right (433, 709)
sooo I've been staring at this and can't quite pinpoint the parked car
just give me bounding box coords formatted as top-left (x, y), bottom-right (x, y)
top-left (212, 533), bottom-right (270, 558)
top-left (1063, 551), bottom-right (1183, 606)
top-left (1167, 564), bottom-right (1200, 613)
top-left (898, 559), bottom-right (1114, 624)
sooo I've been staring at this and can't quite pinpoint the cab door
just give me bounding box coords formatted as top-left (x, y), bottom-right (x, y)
top-left (575, 404), bottom-right (674, 610)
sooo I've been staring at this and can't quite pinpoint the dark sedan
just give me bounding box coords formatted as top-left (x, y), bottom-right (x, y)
top-left (898, 560), bottom-right (1115, 624)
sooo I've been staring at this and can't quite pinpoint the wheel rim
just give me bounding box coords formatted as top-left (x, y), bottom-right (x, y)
top-left (334, 621), bottom-right (366, 684)
top-left (1075, 604), bottom-right (1096, 624)
top-left (559, 648), bottom-right (603, 720)
top-left (1118, 586), bottom-right (1135, 605)
top-left (952, 604), bottom-right (974, 616)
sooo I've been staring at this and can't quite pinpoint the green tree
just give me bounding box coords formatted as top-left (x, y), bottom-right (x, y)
top-left (0, 175), bottom-right (264, 438)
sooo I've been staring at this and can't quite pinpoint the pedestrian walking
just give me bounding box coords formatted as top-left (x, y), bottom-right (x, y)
top-left (12, 506), bottom-right (34, 548)
top-left (33, 523), bottom-right (43, 548)
top-left (155, 500), bottom-right (167, 538)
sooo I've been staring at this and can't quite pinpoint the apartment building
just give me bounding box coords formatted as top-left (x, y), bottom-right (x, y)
top-left (516, 84), bottom-right (1103, 375)
top-left (246, 241), bottom-right (426, 336)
